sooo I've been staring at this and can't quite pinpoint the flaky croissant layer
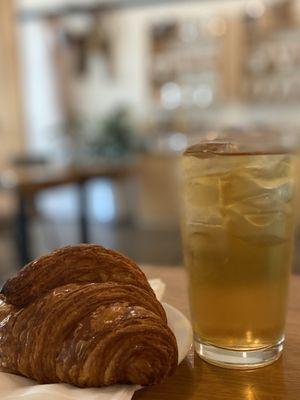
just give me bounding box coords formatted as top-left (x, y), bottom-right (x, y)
top-left (0, 244), bottom-right (178, 387)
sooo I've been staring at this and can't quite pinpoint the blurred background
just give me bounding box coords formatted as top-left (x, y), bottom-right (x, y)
top-left (1, 0), bottom-right (300, 283)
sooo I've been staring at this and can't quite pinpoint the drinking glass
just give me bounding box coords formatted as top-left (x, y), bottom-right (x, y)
top-left (181, 138), bottom-right (296, 368)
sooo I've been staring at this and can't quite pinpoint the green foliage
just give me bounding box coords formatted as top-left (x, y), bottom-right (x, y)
top-left (89, 107), bottom-right (138, 159)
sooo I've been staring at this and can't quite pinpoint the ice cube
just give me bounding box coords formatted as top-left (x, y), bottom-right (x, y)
top-left (227, 195), bottom-right (293, 216)
top-left (184, 142), bottom-right (239, 157)
top-left (225, 209), bottom-right (291, 245)
top-left (183, 205), bottom-right (223, 228)
top-left (183, 221), bottom-right (226, 257)
top-left (182, 153), bottom-right (248, 179)
top-left (184, 176), bottom-right (220, 208)
top-left (221, 172), bottom-right (293, 211)
top-left (242, 155), bottom-right (291, 181)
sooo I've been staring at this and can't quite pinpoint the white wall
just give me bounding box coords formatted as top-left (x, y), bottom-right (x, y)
top-left (69, 11), bottom-right (150, 121)
top-left (19, 21), bottom-right (65, 156)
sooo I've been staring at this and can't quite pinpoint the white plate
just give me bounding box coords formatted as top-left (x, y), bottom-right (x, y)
top-left (163, 302), bottom-right (193, 364)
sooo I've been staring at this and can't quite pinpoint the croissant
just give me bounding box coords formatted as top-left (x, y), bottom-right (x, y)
top-left (0, 244), bottom-right (178, 387)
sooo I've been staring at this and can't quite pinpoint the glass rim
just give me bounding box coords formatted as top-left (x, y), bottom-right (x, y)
top-left (183, 125), bottom-right (299, 157)
top-left (183, 141), bottom-right (295, 157)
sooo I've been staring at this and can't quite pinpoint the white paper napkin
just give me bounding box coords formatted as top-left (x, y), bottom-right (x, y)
top-left (0, 279), bottom-right (170, 400)
top-left (0, 373), bottom-right (137, 400)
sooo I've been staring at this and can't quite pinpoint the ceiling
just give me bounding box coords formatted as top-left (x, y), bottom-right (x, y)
top-left (17, 0), bottom-right (242, 14)
top-left (16, 0), bottom-right (288, 19)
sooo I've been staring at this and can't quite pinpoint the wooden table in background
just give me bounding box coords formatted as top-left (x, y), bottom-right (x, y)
top-left (0, 163), bottom-right (134, 265)
top-left (135, 266), bottom-right (300, 400)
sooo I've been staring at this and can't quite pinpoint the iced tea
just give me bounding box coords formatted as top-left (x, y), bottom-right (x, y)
top-left (181, 142), bottom-right (295, 367)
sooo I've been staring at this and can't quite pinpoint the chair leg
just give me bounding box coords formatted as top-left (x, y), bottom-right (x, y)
top-left (78, 181), bottom-right (89, 243)
top-left (16, 190), bottom-right (31, 267)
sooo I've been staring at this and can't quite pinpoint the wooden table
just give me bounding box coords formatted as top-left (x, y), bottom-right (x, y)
top-left (0, 163), bottom-right (134, 265)
top-left (135, 266), bottom-right (300, 400)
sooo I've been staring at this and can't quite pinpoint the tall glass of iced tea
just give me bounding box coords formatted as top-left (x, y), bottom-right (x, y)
top-left (181, 140), bottom-right (295, 368)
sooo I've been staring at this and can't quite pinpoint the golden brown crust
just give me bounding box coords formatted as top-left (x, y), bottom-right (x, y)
top-left (0, 245), bottom-right (178, 387)
top-left (1, 244), bottom-right (154, 307)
